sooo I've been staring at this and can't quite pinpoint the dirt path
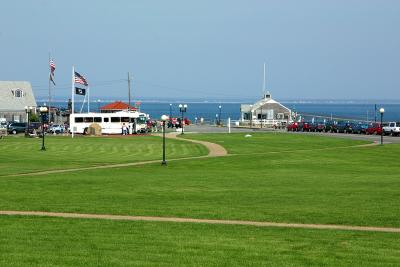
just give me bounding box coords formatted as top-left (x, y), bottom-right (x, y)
top-left (2, 135), bottom-right (374, 178)
top-left (1, 210), bottom-right (399, 233)
top-left (1, 133), bottom-right (227, 178)
top-left (162, 132), bottom-right (228, 157)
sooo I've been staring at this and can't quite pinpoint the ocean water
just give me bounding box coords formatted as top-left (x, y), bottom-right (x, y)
top-left (47, 101), bottom-right (400, 122)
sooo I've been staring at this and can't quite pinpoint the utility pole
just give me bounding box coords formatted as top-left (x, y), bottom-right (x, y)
top-left (128, 72), bottom-right (132, 111)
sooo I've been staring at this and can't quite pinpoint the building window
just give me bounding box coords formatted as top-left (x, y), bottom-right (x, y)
top-left (13, 89), bottom-right (24, 98)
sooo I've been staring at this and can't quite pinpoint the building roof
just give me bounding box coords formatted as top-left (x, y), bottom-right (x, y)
top-left (100, 101), bottom-right (137, 111)
top-left (0, 81), bottom-right (37, 111)
top-left (241, 93), bottom-right (291, 113)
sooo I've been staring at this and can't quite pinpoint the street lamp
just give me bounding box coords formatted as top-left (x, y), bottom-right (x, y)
top-left (249, 105), bottom-right (253, 129)
top-left (97, 99), bottom-right (101, 112)
top-left (218, 105), bottom-right (222, 126)
top-left (39, 106), bottom-right (48, 151)
top-left (24, 106), bottom-right (33, 137)
top-left (161, 114), bottom-right (169, 165)
top-left (380, 108), bottom-right (385, 145)
top-left (178, 104), bottom-right (187, 134)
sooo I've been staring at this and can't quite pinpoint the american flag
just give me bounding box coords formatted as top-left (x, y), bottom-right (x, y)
top-left (49, 73), bottom-right (56, 86)
top-left (49, 59), bottom-right (56, 75)
top-left (74, 71), bottom-right (88, 86)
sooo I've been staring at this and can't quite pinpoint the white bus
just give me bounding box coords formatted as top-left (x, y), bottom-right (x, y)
top-left (69, 111), bottom-right (149, 135)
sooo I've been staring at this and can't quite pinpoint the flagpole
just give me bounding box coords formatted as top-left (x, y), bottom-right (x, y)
top-left (128, 72), bottom-right (131, 111)
top-left (48, 53), bottom-right (51, 124)
top-left (88, 86), bottom-right (90, 113)
top-left (263, 62), bottom-right (266, 96)
top-left (71, 66), bottom-right (75, 138)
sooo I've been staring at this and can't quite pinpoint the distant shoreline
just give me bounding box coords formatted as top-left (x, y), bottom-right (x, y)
top-left (36, 99), bottom-right (400, 105)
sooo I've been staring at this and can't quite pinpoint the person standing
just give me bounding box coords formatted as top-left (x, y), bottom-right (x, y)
top-left (122, 123), bottom-right (128, 135)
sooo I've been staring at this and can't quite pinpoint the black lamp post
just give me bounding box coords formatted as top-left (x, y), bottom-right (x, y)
top-left (24, 106), bottom-right (32, 137)
top-left (161, 115), bottom-right (169, 165)
top-left (379, 107), bottom-right (384, 145)
top-left (39, 106), bottom-right (48, 151)
top-left (218, 105), bottom-right (222, 126)
top-left (169, 104), bottom-right (172, 127)
top-left (178, 104), bottom-right (187, 134)
top-left (249, 105), bottom-right (253, 129)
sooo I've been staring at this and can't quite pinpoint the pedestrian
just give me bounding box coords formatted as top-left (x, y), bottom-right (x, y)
top-left (122, 123), bottom-right (128, 135)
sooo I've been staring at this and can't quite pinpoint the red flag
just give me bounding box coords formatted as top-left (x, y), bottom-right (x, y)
top-left (49, 59), bottom-right (56, 75)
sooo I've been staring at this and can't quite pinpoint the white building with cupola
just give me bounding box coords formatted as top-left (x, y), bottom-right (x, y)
top-left (240, 64), bottom-right (293, 127)
top-left (240, 91), bottom-right (292, 127)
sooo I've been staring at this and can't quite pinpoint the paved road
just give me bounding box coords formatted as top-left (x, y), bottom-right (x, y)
top-left (180, 124), bottom-right (400, 144)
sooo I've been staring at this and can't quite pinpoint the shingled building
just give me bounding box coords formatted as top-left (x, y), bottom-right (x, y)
top-left (0, 81), bottom-right (37, 122)
top-left (240, 91), bottom-right (292, 127)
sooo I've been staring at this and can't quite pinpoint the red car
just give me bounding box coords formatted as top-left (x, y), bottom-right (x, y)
top-left (287, 122), bottom-right (299, 131)
top-left (366, 123), bottom-right (382, 135)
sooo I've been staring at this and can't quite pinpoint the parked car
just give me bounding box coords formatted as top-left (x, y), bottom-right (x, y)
top-left (300, 122), bottom-right (316, 132)
top-left (352, 123), bottom-right (369, 134)
top-left (315, 122), bottom-right (326, 132)
top-left (336, 121), bottom-right (353, 133)
top-left (324, 121), bottom-right (337, 133)
top-left (366, 123), bottom-right (382, 135)
top-left (382, 122), bottom-right (400, 136)
top-left (383, 122), bottom-right (400, 136)
top-left (287, 122), bottom-right (299, 131)
top-left (7, 122), bottom-right (27, 134)
top-left (48, 124), bottom-right (65, 134)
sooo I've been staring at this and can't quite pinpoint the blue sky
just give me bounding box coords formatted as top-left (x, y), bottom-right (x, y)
top-left (0, 0), bottom-right (399, 101)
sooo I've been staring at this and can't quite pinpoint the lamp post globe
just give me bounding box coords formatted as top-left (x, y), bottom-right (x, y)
top-left (161, 115), bottom-right (169, 165)
top-left (379, 108), bottom-right (385, 145)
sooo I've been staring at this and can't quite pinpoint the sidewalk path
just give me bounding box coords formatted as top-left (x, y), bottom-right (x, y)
top-left (1, 210), bottom-right (399, 233)
top-left (1, 133), bottom-right (227, 178)
top-left (161, 132), bottom-right (227, 157)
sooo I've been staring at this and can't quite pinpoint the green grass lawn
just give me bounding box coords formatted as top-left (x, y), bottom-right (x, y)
top-left (0, 135), bottom-right (208, 175)
top-left (182, 132), bottom-right (369, 154)
top-left (1, 216), bottom-right (399, 267)
top-left (0, 134), bottom-right (399, 227)
top-left (1, 133), bottom-right (400, 265)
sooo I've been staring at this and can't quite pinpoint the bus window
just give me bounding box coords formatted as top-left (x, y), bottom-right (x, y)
top-left (137, 117), bottom-right (146, 124)
top-left (121, 117), bottom-right (130, 123)
top-left (75, 117), bottom-right (83, 123)
top-left (111, 117), bottom-right (120, 123)
top-left (94, 117), bottom-right (102, 123)
top-left (103, 117), bottom-right (109, 122)
top-left (84, 117), bottom-right (94, 123)
top-left (130, 118), bottom-right (135, 123)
